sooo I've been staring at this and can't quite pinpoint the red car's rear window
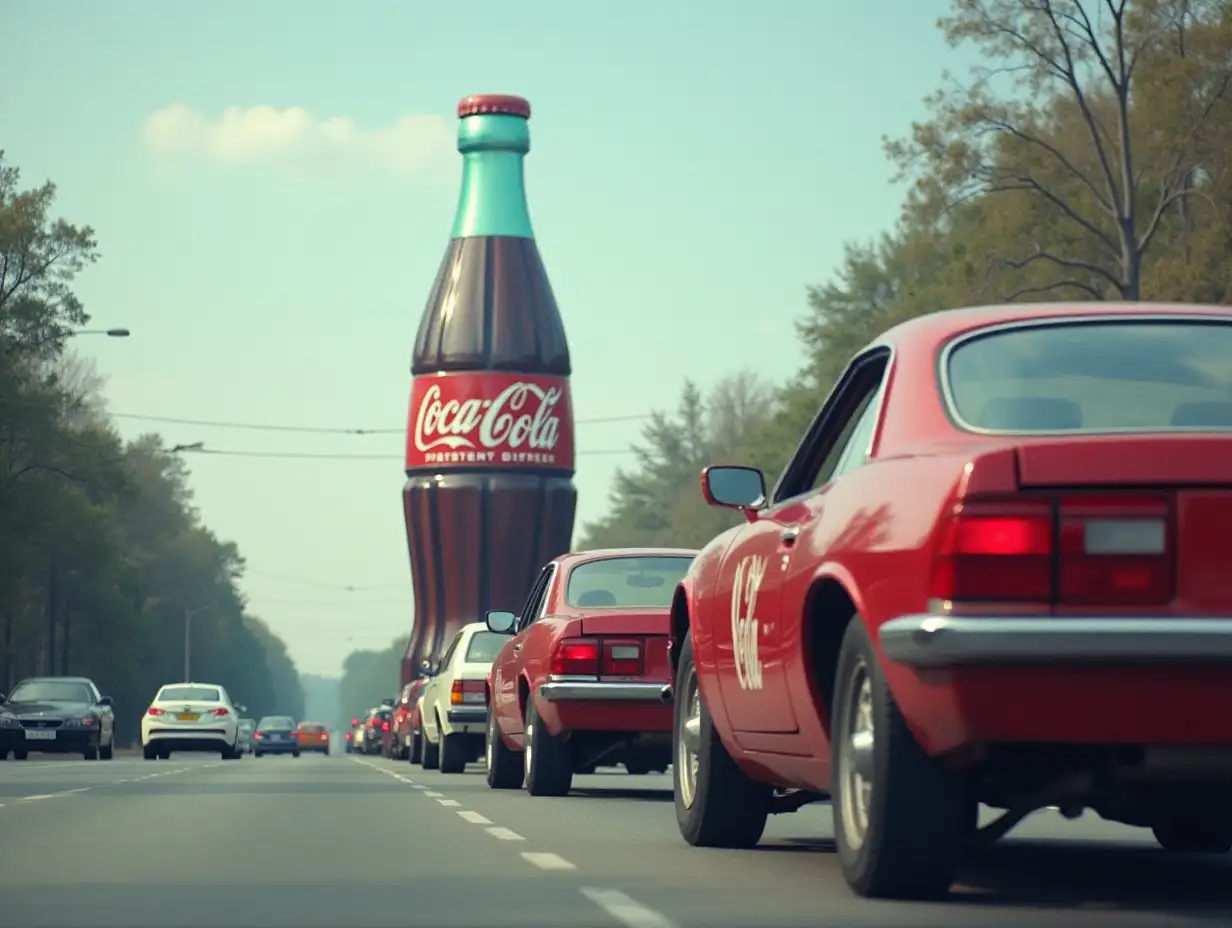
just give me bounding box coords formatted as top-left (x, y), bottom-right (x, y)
top-left (565, 555), bottom-right (694, 608)
top-left (945, 319), bottom-right (1232, 432)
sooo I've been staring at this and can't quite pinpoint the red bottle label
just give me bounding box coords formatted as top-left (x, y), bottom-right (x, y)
top-left (406, 372), bottom-right (575, 471)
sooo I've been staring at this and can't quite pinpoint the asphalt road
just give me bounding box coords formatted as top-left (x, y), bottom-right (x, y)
top-left (2, 745), bottom-right (1231, 927)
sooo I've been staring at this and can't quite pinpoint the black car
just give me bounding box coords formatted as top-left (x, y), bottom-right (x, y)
top-left (0, 676), bottom-right (117, 761)
top-left (253, 715), bottom-right (299, 757)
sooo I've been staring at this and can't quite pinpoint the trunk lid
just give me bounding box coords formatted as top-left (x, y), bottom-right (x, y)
top-left (1015, 435), bottom-right (1232, 487)
top-left (579, 609), bottom-right (670, 637)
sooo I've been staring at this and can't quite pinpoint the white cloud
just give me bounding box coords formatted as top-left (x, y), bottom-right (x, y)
top-left (141, 104), bottom-right (453, 179)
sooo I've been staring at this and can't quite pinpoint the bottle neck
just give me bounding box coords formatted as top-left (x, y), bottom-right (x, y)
top-left (450, 114), bottom-right (534, 240)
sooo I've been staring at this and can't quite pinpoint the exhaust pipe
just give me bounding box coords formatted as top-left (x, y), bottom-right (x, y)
top-left (659, 684), bottom-right (674, 704)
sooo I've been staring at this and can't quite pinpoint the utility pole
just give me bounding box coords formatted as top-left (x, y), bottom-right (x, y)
top-left (184, 607), bottom-right (191, 682)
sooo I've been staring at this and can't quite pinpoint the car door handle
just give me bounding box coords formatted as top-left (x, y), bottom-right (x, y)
top-left (780, 527), bottom-right (800, 545)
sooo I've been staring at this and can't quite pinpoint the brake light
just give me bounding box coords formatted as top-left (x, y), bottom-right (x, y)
top-left (254, 732), bottom-right (263, 740)
top-left (212, 707), bottom-right (229, 716)
top-left (345, 731), bottom-right (352, 740)
top-left (381, 721), bottom-right (389, 731)
top-left (1058, 495), bottom-right (1173, 605)
top-left (931, 494), bottom-right (1173, 606)
top-left (602, 639), bottom-right (645, 676)
top-left (450, 679), bottom-right (486, 705)
top-left (550, 637), bottom-right (601, 676)
top-left (147, 707), bottom-right (165, 716)
top-left (351, 718), bottom-right (359, 726)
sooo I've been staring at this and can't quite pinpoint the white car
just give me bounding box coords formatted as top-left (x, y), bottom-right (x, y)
top-left (141, 682), bottom-right (245, 760)
top-left (419, 622), bottom-right (505, 774)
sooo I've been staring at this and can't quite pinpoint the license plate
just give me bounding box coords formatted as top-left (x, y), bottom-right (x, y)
top-left (24, 729), bottom-right (56, 741)
top-left (176, 713), bottom-right (200, 722)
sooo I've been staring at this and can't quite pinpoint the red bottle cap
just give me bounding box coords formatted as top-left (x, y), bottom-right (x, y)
top-left (457, 94), bottom-right (531, 120)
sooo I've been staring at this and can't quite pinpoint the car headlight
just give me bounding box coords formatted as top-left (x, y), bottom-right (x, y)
top-left (0, 715), bottom-right (18, 728)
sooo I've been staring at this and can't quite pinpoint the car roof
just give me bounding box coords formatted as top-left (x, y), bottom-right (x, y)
top-left (158, 681), bottom-right (224, 690)
top-left (552, 547), bottom-right (700, 568)
top-left (877, 302), bottom-right (1232, 354)
top-left (17, 676), bottom-right (94, 684)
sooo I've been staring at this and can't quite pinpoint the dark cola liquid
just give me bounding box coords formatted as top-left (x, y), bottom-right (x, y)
top-left (401, 235), bottom-right (577, 684)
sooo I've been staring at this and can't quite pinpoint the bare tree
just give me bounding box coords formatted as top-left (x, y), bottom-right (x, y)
top-left (889, 0), bottom-right (1232, 301)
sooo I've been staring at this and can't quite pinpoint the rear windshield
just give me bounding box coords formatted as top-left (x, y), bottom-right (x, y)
top-left (259, 716), bottom-right (294, 729)
top-left (465, 631), bottom-right (505, 664)
top-left (565, 556), bottom-right (695, 609)
top-left (299, 723), bottom-right (325, 732)
top-left (946, 320), bottom-right (1232, 432)
top-left (158, 685), bottom-right (221, 702)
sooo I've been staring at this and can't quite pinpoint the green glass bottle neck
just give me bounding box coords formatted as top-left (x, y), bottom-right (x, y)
top-left (450, 114), bottom-right (535, 240)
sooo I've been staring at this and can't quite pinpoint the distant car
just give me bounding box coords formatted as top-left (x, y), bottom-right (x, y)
top-left (238, 718), bottom-right (256, 753)
top-left (389, 680), bottom-right (426, 760)
top-left (344, 716), bottom-right (362, 753)
top-left (0, 676), bottom-right (117, 761)
top-left (484, 548), bottom-right (697, 795)
top-left (142, 682), bottom-right (244, 760)
top-left (668, 303), bottom-right (1232, 900)
top-left (253, 716), bottom-right (299, 757)
top-left (360, 706), bottom-right (392, 755)
top-left (296, 721), bottom-right (330, 755)
top-left (418, 623), bottom-right (506, 773)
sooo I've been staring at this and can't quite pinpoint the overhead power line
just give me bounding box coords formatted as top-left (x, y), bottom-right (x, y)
top-left (107, 410), bottom-right (653, 434)
top-left (182, 446), bottom-right (637, 460)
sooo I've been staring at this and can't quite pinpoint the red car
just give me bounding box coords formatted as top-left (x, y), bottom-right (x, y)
top-left (484, 547), bottom-right (698, 796)
top-left (668, 303), bottom-right (1232, 900)
top-left (389, 679), bottom-right (427, 761)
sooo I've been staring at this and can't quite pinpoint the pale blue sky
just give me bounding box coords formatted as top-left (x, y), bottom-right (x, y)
top-left (2, 0), bottom-right (961, 675)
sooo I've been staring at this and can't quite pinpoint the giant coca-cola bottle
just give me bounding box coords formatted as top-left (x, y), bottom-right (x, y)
top-left (401, 93), bottom-right (577, 685)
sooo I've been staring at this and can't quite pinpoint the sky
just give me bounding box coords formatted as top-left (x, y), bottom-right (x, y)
top-left (1, 0), bottom-right (966, 676)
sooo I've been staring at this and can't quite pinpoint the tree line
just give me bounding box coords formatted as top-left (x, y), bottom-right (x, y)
top-left (580, 0), bottom-right (1232, 550)
top-left (0, 152), bottom-right (304, 743)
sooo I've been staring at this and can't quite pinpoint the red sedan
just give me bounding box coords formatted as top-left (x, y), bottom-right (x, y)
top-left (484, 547), bottom-right (697, 796)
top-left (669, 303), bottom-right (1232, 900)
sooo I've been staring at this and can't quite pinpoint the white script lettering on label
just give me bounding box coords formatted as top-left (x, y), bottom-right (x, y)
top-left (414, 382), bottom-right (563, 454)
top-left (730, 555), bottom-right (766, 691)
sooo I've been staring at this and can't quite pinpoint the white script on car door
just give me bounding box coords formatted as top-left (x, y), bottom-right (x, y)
top-left (730, 555), bottom-right (766, 691)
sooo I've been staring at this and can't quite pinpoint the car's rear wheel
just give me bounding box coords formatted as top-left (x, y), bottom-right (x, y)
top-left (440, 729), bottom-right (467, 774)
top-left (99, 739), bottom-right (113, 760)
top-left (523, 694), bottom-right (572, 796)
top-left (83, 742), bottom-right (99, 761)
top-left (410, 731), bottom-right (422, 765)
top-left (485, 711), bottom-right (523, 789)
top-left (12, 750), bottom-right (27, 761)
top-left (143, 744), bottom-right (156, 760)
top-left (832, 614), bottom-right (970, 900)
top-left (673, 630), bottom-right (770, 847)
top-left (421, 731), bottom-right (440, 770)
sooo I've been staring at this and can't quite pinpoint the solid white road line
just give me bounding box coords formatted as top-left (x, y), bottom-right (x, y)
top-left (438, 798), bottom-right (461, 807)
top-left (521, 852), bottom-right (576, 871)
top-left (580, 888), bottom-right (679, 928)
top-left (457, 811), bottom-right (492, 825)
top-left (486, 827), bottom-right (525, 841)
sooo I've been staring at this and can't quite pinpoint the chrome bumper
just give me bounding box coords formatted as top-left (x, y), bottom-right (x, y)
top-left (880, 616), bottom-right (1232, 668)
top-left (538, 681), bottom-right (670, 703)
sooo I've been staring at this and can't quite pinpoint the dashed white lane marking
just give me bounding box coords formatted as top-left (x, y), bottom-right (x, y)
top-left (19, 794), bottom-right (56, 802)
top-left (458, 811), bottom-right (492, 825)
top-left (580, 889), bottom-right (678, 928)
top-left (486, 827), bottom-right (525, 841)
top-left (60, 787), bottom-right (90, 795)
top-left (521, 852), bottom-right (576, 871)
top-left (438, 798), bottom-right (461, 807)
top-left (411, 784), bottom-right (426, 790)
top-left (423, 790), bottom-right (444, 797)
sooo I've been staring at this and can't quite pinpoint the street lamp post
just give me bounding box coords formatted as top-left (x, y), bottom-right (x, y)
top-left (71, 327), bottom-right (130, 338)
top-left (184, 606), bottom-right (209, 682)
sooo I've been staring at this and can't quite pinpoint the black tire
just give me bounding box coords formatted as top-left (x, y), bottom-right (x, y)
top-left (410, 732), bottom-right (422, 765)
top-left (292, 751), bottom-right (300, 758)
top-left (13, 749), bottom-right (28, 761)
top-left (485, 710), bottom-right (524, 789)
top-left (625, 757), bottom-right (650, 775)
top-left (421, 732), bottom-right (440, 770)
top-left (99, 740), bottom-right (114, 760)
top-left (523, 694), bottom-right (572, 797)
top-left (440, 730), bottom-right (467, 774)
top-left (673, 630), bottom-right (770, 847)
top-left (143, 744), bottom-right (157, 760)
top-left (83, 742), bottom-right (99, 761)
top-left (1152, 817), bottom-right (1232, 853)
top-left (0, 749), bottom-right (8, 761)
top-left (831, 615), bottom-right (970, 900)
top-left (254, 751), bottom-right (263, 758)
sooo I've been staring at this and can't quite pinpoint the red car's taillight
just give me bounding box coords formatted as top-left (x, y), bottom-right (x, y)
top-left (930, 494), bottom-right (1173, 606)
top-left (550, 638), bottom-right (601, 676)
top-left (381, 721), bottom-right (389, 731)
top-left (212, 707), bottom-right (230, 716)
